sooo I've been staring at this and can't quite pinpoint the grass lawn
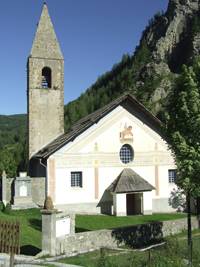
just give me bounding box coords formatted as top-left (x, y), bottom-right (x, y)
top-left (49, 230), bottom-right (200, 267)
top-left (75, 213), bottom-right (188, 233)
top-left (0, 208), bottom-right (42, 255)
top-left (0, 206), bottom-right (192, 257)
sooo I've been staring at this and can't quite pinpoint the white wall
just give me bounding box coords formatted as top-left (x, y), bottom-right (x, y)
top-left (49, 106), bottom-right (176, 214)
top-left (143, 191), bottom-right (153, 214)
top-left (113, 193), bottom-right (126, 216)
top-left (55, 168), bottom-right (95, 204)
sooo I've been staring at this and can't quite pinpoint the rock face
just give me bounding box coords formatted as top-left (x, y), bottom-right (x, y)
top-left (133, 0), bottom-right (200, 114)
top-left (193, 32), bottom-right (200, 57)
top-left (155, 0), bottom-right (199, 69)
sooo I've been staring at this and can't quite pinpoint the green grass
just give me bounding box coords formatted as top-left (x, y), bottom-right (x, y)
top-left (75, 213), bottom-right (188, 233)
top-left (56, 249), bottom-right (142, 267)
top-left (0, 208), bottom-right (42, 255)
top-left (0, 206), bottom-right (193, 258)
top-left (166, 228), bottom-right (200, 240)
top-left (50, 233), bottom-right (200, 267)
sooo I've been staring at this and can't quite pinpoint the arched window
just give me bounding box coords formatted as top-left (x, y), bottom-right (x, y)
top-left (42, 67), bottom-right (51, 88)
top-left (120, 144), bottom-right (134, 164)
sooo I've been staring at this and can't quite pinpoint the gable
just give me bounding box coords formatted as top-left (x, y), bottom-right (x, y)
top-left (54, 105), bottom-right (167, 156)
top-left (33, 94), bottom-right (163, 159)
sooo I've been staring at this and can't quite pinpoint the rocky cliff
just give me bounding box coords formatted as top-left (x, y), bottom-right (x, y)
top-left (156, 0), bottom-right (199, 68)
top-left (131, 0), bottom-right (200, 117)
top-left (63, 0), bottom-right (200, 128)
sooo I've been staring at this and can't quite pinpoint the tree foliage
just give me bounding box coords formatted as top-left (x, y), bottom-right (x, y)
top-left (0, 114), bottom-right (27, 177)
top-left (2, 6), bottom-right (199, 177)
top-left (0, 148), bottom-right (18, 177)
top-left (164, 65), bottom-right (200, 195)
top-left (191, 13), bottom-right (200, 41)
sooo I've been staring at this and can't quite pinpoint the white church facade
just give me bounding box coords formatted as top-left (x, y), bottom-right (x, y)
top-left (31, 94), bottom-right (177, 215)
top-left (28, 4), bottom-right (177, 216)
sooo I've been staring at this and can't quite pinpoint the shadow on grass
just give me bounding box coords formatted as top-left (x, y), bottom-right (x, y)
top-left (20, 245), bottom-right (41, 256)
top-left (28, 218), bottom-right (42, 231)
top-left (75, 227), bottom-right (91, 233)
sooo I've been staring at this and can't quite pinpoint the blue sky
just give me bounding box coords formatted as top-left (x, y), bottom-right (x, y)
top-left (0, 0), bottom-right (169, 115)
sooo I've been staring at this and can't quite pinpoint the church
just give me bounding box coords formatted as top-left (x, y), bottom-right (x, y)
top-left (27, 3), bottom-right (177, 216)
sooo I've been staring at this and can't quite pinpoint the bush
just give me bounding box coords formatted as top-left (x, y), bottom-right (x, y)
top-left (4, 203), bottom-right (12, 215)
top-left (96, 250), bottom-right (116, 267)
top-left (145, 239), bottom-right (186, 267)
top-left (0, 201), bottom-right (4, 211)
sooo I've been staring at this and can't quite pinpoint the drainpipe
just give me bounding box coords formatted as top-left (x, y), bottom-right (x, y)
top-left (39, 159), bottom-right (48, 198)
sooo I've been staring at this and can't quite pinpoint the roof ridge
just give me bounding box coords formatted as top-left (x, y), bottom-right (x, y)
top-left (33, 94), bottom-right (163, 159)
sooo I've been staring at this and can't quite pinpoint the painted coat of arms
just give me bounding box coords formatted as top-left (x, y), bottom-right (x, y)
top-left (119, 122), bottom-right (133, 143)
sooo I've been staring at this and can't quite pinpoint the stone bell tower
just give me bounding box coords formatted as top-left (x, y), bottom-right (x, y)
top-left (27, 3), bottom-right (64, 162)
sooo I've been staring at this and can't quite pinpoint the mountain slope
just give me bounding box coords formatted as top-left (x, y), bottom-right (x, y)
top-left (64, 0), bottom-right (200, 129)
top-left (1, 0), bottom-right (200, 176)
top-left (0, 114), bottom-right (27, 177)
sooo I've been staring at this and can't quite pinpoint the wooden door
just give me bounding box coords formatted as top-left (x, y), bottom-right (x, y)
top-left (126, 194), bottom-right (135, 215)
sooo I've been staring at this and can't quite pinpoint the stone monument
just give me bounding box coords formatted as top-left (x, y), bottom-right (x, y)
top-left (12, 172), bottom-right (36, 209)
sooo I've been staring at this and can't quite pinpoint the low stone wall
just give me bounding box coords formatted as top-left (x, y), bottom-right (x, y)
top-left (5, 178), bottom-right (14, 204)
top-left (31, 177), bottom-right (46, 205)
top-left (2, 175), bottom-right (45, 205)
top-left (56, 216), bottom-right (200, 255)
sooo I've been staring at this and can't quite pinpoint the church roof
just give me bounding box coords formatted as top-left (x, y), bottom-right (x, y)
top-left (106, 168), bottom-right (156, 193)
top-left (33, 93), bottom-right (163, 159)
top-left (29, 3), bottom-right (63, 59)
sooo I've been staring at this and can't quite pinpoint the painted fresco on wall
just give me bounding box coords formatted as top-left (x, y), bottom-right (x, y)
top-left (119, 122), bottom-right (133, 143)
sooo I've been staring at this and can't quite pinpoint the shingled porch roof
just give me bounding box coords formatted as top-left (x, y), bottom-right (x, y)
top-left (33, 93), bottom-right (163, 159)
top-left (106, 168), bottom-right (155, 193)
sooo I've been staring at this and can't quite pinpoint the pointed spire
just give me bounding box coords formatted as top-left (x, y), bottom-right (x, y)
top-left (30, 3), bottom-right (63, 59)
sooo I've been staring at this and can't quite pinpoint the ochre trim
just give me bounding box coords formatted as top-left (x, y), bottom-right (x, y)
top-left (95, 167), bottom-right (99, 199)
top-left (155, 165), bottom-right (159, 196)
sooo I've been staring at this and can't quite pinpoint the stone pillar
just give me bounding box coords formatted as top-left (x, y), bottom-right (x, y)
top-left (13, 172), bottom-right (33, 205)
top-left (40, 209), bottom-right (58, 256)
top-left (2, 171), bottom-right (7, 207)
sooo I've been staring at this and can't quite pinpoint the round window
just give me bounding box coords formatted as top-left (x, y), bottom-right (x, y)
top-left (120, 144), bottom-right (134, 164)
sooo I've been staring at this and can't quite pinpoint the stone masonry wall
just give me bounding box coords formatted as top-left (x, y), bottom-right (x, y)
top-left (4, 177), bottom-right (45, 205)
top-left (31, 177), bottom-right (46, 205)
top-left (5, 178), bottom-right (14, 203)
top-left (56, 217), bottom-right (200, 255)
top-left (28, 3), bottom-right (64, 159)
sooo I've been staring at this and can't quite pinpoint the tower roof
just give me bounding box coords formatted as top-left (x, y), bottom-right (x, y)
top-left (30, 3), bottom-right (64, 59)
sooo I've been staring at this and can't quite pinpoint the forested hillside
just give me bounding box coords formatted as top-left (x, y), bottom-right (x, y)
top-left (64, 0), bottom-right (200, 130)
top-left (1, 0), bottom-right (200, 177)
top-left (0, 114), bottom-right (27, 177)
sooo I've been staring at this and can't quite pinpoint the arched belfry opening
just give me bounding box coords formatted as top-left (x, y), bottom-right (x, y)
top-left (28, 3), bottom-right (64, 169)
top-left (42, 67), bottom-right (52, 88)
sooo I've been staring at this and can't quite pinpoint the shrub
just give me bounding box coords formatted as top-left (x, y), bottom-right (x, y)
top-left (96, 250), bottom-right (116, 267)
top-left (4, 203), bottom-right (12, 215)
top-left (0, 201), bottom-right (4, 211)
top-left (145, 239), bottom-right (185, 267)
